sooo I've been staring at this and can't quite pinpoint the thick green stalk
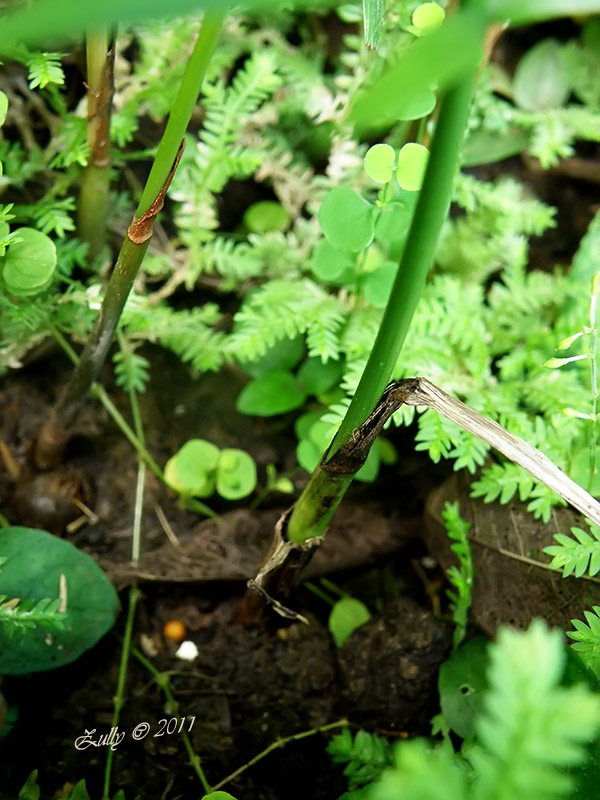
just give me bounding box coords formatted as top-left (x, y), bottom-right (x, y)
top-left (77, 28), bottom-right (113, 263)
top-left (286, 71), bottom-right (478, 544)
top-left (36, 11), bottom-right (225, 466)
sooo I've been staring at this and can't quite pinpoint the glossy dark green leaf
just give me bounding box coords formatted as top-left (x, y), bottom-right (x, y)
top-left (0, 527), bottom-right (119, 674)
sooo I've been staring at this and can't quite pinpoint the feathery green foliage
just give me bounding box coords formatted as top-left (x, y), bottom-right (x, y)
top-left (0, 595), bottom-right (66, 637)
top-left (441, 501), bottom-right (474, 649)
top-left (568, 606), bottom-right (600, 680)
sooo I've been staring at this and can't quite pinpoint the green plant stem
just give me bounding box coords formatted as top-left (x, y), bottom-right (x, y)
top-left (137, 10), bottom-right (225, 217)
top-left (77, 27), bottom-right (113, 264)
top-left (209, 719), bottom-right (349, 793)
top-left (103, 584), bottom-right (140, 800)
top-left (130, 645), bottom-right (211, 793)
top-left (589, 273), bottom-right (599, 491)
top-left (37, 11), bottom-right (225, 464)
top-left (286, 71), bottom-right (477, 544)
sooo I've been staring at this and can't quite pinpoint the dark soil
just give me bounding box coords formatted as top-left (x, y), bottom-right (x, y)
top-left (0, 349), bottom-right (453, 800)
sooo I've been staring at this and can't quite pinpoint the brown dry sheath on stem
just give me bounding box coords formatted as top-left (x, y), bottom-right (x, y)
top-left (248, 377), bottom-right (600, 619)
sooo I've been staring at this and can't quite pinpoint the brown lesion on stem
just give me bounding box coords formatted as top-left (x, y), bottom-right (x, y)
top-left (128, 139), bottom-right (186, 244)
top-left (87, 44), bottom-right (115, 168)
top-left (35, 142), bottom-right (187, 470)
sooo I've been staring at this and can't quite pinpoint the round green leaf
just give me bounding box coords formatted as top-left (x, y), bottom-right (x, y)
top-left (0, 527), bottom-right (119, 674)
top-left (439, 636), bottom-right (489, 738)
top-left (0, 90), bottom-right (7, 127)
top-left (312, 240), bottom-right (355, 282)
top-left (329, 597), bottom-right (372, 648)
top-left (164, 439), bottom-right (220, 497)
top-left (318, 186), bottom-right (375, 253)
top-left (374, 202), bottom-right (412, 243)
top-left (396, 143), bottom-right (429, 191)
top-left (513, 39), bottom-right (570, 111)
top-left (236, 370), bottom-right (307, 416)
top-left (215, 448), bottom-right (257, 500)
top-left (202, 793), bottom-right (238, 800)
top-left (411, 2), bottom-right (445, 35)
top-left (2, 227), bottom-right (57, 296)
top-left (297, 357), bottom-right (343, 396)
top-left (243, 200), bottom-right (291, 234)
top-left (363, 261), bottom-right (397, 308)
top-left (364, 143), bottom-right (396, 183)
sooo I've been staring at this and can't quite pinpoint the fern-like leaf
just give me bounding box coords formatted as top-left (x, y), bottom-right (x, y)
top-left (470, 620), bottom-right (600, 800)
top-left (568, 606), bottom-right (600, 679)
top-left (0, 595), bottom-right (66, 637)
top-left (544, 523), bottom-right (600, 578)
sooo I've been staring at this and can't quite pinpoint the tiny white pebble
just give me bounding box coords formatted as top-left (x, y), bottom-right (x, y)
top-left (175, 640), bottom-right (198, 661)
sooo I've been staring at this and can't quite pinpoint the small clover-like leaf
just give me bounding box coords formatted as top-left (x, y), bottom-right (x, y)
top-left (318, 186), bottom-right (375, 253)
top-left (364, 143), bottom-right (396, 183)
top-left (215, 449), bottom-right (257, 500)
top-left (164, 439), bottom-right (220, 498)
top-left (410, 2), bottom-right (445, 36)
top-left (396, 143), bottom-right (429, 191)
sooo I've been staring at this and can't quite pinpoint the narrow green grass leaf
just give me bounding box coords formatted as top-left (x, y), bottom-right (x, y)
top-left (363, 0), bottom-right (385, 49)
